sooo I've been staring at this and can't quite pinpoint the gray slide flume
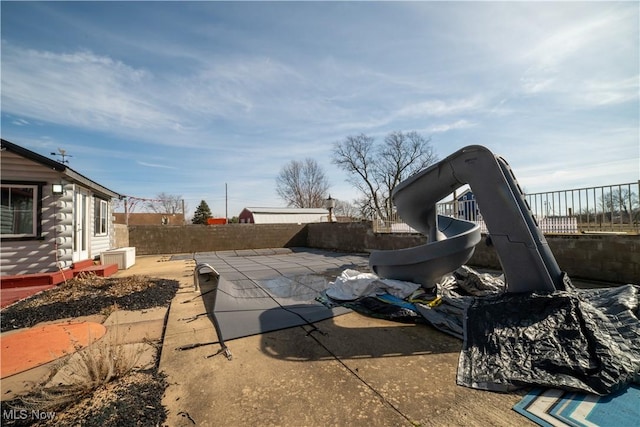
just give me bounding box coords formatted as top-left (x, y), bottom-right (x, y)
top-left (369, 145), bottom-right (566, 293)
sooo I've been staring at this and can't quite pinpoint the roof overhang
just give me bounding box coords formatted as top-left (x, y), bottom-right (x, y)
top-left (1, 138), bottom-right (122, 199)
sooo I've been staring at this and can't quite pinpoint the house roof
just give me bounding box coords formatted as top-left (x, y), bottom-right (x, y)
top-left (456, 188), bottom-right (474, 200)
top-left (242, 207), bottom-right (329, 215)
top-left (240, 207), bottom-right (331, 224)
top-left (1, 138), bottom-right (121, 199)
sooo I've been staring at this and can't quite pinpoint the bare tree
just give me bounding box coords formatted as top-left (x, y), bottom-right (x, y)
top-left (332, 131), bottom-right (437, 220)
top-left (112, 197), bottom-right (143, 224)
top-left (146, 192), bottom-right (184, 214)
top-left (113, 197), bottom-right (138, 214)
top-left (276, 158), bottom-right (330, 208)
top-left (599, 187), bottom-right (639, 223)
top-left (333, 199), bottom-right (360, 219)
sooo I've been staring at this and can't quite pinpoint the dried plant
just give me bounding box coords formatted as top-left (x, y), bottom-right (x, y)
top-left (11, 324), bottom-right (150, 413)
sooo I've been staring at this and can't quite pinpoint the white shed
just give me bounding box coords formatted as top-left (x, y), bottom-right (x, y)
top-left (238, 207), bottom-right (331, 224)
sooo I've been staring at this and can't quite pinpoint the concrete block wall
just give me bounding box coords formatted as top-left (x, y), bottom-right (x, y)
top-left (128, 223), bottom-right (307, 255)
top-left (307, 223), bottom-right (638, 284)
top-left (113, 224), bottom-right (129, 249)
top-left (469, 234), bottom-right (639, 284)
top-left (125, 221), bottom-right (638, 284)
top-left (549, 235), bottom-right (638, 284)
top-left (306, 221), bottom-right (427, 253)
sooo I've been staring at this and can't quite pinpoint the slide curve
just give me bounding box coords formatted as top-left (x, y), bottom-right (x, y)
top-left (369, 145), bottom-right (565, 293)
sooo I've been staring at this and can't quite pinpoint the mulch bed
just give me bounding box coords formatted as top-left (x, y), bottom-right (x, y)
top-left (1, 273), bottom-right (179, 426)
top-left (1, 274), bottom-right (179, 333)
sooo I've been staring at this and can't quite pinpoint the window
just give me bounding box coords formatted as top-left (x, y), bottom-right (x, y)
top-left (94, 198), bottom-right (108, 235)
top-left (1, 184), bottom-right (38, 237)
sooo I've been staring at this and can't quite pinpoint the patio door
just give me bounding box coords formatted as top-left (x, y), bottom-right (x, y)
top-left (72, 188), bottom-right (89, 262)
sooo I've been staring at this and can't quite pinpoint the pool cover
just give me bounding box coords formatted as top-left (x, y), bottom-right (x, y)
top-left (190, 248), bottom-right (369, 341)
top-left (188, 249), bottom-right (639, 395)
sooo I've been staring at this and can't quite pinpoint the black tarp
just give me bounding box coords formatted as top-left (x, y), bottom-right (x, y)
top-left (457, 284), bottom-right (640, 395)
top-left (320, 267), bottom-right (640, 395)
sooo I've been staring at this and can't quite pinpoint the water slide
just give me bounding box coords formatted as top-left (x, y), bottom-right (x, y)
top-left (369, 145), bottom-right (566, 293)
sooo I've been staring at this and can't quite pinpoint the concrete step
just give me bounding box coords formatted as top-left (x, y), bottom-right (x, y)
top-left (72, 259), bottom-right (96, 270)
top-left (1, 261), bottom-right (118, 291)
top-left (73, 263), bottom-right (119, 278)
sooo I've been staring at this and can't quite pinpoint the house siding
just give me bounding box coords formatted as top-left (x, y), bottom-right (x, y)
top-left (1, 150), bottom-right (117, 276)
top-left (1, 151), bottom-right (65, 274)
top-left (55, 183), bottom-right (74, 270)
top-left (90, 196), bottom-right (112, 256)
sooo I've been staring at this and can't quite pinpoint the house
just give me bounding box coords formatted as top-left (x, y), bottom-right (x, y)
top-left (456, 189), bottom-right (480, 221)
top-left (1, 139), bottom-right (122, 277)
top-left (238, 207), bottom-right (332, 224)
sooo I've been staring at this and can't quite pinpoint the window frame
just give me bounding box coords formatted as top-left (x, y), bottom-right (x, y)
top-left (94, 197), bottom-right (109, 236)
top-left (0, 181), bottom-right (44, 240)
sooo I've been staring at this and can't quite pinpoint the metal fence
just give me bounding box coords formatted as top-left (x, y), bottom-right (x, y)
top-left (373, 181), bottom-right (640, 235)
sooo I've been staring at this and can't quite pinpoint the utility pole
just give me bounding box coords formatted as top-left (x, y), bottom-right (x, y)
top-left (225, 183), bottom-right (228, 223)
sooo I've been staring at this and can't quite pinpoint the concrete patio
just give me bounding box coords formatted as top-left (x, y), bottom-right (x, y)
top-left (124, 250), bottom-right (533, 426)
top-left (1, 249), bottom-right (535, 425)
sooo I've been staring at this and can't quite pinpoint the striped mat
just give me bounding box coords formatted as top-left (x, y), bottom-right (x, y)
top-left (513, 384), bottom-right (640, 427)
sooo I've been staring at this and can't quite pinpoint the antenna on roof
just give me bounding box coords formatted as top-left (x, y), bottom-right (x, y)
top-left (51, 148), bottom-right (72, 164)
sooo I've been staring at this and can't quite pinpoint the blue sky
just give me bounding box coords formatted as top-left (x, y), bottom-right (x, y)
top-left (2, 1), bottom-right (638, 218)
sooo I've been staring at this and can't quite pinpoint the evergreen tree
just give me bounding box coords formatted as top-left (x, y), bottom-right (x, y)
top-left (192, 200), bottom-right (213, 224)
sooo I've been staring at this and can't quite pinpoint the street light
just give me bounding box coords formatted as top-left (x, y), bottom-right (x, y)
top-left (325, 195), bottom-right (335, 222)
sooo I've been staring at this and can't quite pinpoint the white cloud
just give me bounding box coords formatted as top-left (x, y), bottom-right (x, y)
top-left (430, 119), bottom-right (476, 133)
top-left (136, 161), bottom-right (177, 170)
top-left (397, 97), bottom-right (484, 119)
top-left (11, 118), bottom-right (30, 126)
top-left (515, 6), bottom-right (638, 108)
top-left (577, 77), bottom-right (639, 107)
top-left (520, 76), bottom-right (557, 95)
top-left (517, 157), bottom-right (639, 192)
top-left (1, 42), bottom-right (180, 138)
top-left (1, 1), bottom-right (637, 213)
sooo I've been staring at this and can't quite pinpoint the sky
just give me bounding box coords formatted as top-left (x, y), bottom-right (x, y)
top-left (1, 1), bottom-right (638, 218)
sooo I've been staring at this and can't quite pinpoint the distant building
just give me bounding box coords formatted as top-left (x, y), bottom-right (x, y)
top-left (456, 189), bottom-right (480, 221)
top-left (207, 218), bottom-right (227, 225)
top-left (238, 207), bottom-right (332, 224)
top-left (113, 212), bottom-right (185, 225)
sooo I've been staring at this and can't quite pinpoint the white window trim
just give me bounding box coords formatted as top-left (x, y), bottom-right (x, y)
top-left (95, 198), bottom-right (108, 236)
